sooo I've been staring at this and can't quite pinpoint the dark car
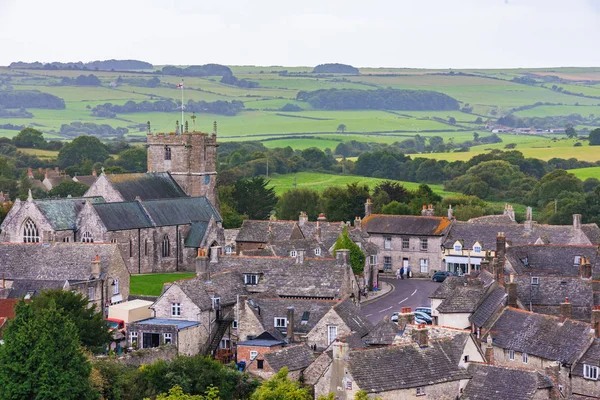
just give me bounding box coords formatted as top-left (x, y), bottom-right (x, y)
top-left (432, 271), bottom-right (455, 282)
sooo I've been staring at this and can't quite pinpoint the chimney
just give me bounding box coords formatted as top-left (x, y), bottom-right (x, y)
top-left (480, 259), bottom-right (491, 274)
top-left (336, 249), bottom-right (349, 267)
top-left (397, 307), bottom-right (415, 329)
top-left (317, 213), bottom-right (327, 222)
top-left (92, 169), bottom-right (97, 177)
top-left (560, 297), bottom-right (572, 321)
top-left (316, 220), bottom-right (322, 241)
top-left (298, 211), bottom-right (308, 226)
top-left (286, 306), bottom-right (295, 343)
top-left (364, 198), bottom-right (372, 218)
top-left (195, 248), bottom-right (210, 280)
top-left (505, 274), bottom-right (517, 307)
top-left (524, 207), bottom-right (533, 233)
top-left (573, 214), bottom-right (582, 230)
top-left (1, 272), bottom-right (4, 289)
top-left (421, 205), bottom-right (427, 216)
top-left (331, 340), bottom-right (350, 399)
top-left (54, 167), bottom-right (59, 173)
top-left (295, 249), bottom-right (305, 264)
top-left (592, 306), bottom-right (600, 338)
top-left (91, 255), bottom-right (101, 279)
top-left (485, 335), bottom-right (494, 364)
top-left (503, 204), bottom-right (515, 222)
top-left (354, 216), bottom-right (362, 230)
top-left (580, 256), bottom-right (592, 279)
top-left (447, 204), bottom-right (453, 220)
top-left (209, 246), bottom-right (221, 263)
top-left (493, 257), bottom-right (505, 287)
top-left (27, 167), bottom-right (33, 179)
top-left (411, 324), bottom-right (429, 348)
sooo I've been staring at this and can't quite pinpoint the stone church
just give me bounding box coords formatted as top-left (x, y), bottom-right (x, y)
top-left (0, 124), bottom-right (225, 274)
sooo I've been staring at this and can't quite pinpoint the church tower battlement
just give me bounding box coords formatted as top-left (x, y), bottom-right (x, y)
top-left (146, 120), bottom-right (218, 208)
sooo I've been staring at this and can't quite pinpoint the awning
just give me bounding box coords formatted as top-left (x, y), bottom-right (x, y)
top-left (444, 256), bottom-right (482, 265)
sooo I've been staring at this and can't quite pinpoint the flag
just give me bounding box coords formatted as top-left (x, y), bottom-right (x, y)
top-left (177, 82), bottom-right (183, 88)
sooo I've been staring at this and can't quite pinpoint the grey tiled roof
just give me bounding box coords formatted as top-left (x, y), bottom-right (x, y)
top-left (573, 339), bottom-right (600, 377)
top-left (184, 222), bottom-right (209, 248)
top-left (73, 175), bottom-right (97, 186)
top-left (6, 279), bottom-right (66, 299)
top-left (236, 220), bottom-right (300, 243)
top-left (0, 242), bottom-right (120, 281)
top-left (142, 197), bottom-right (221, 226)
top-left (362, 319), bottom-right (397, 346)
top-left (363, 214), bottom-right (452, 236)
top-left (174, 270), bottom-right (248, 310)
top-left (93, 202), bottom-right (153, 231)
top-left (36, 197), bottom-right (105, 231)
top-left (486, 308), bottom-right (594, 365)
top-left (460, 364), bottom-right (552, 400)
top-left (348, 339), bottom-right (469, 392)
top-left (437, 285), bottom-right (487, 313)
top-left (470, 287), bottom-right (506, 327)
top-left (263, 344), bottom-right (314, 372)
top-left (468, 214), bottom-right (517, 224)
top-left (505, 245), bottom-right (598, 276)
top-left (333, 298), bottom-right (373, 337)
top-left (105, 172), bottom-right (187, 201)
top-left (430, 276), bottom-right (476, 299)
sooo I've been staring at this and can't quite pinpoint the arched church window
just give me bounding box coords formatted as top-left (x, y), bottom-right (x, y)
top-left (164, 146), bottom-right (171, 160)
top-left (23, 218), bottom-right (40, 243)
top-left (82, 231), bottom-right (94, 243)
top-left (162, 235), bottom-right (170, 257)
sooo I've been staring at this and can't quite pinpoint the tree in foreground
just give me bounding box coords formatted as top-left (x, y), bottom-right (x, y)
top-left (0, 301), bottom-right (95, 400)
top-left (333, 226), bottom-right (365, 275)
top-left (150, 384), bottom-right (220, 400)
top-left (250, 367), bottom-right (311, 400)
top-left (233, 176), bottom-right (278, 220)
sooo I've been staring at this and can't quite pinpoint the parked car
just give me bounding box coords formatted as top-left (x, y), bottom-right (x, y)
top-left (391, 312), bottom-right (399, 323)
top-left (414, 311), bottom-right (433, 325)
top-left (415, 307), bottom-right (432, 316)
top-left (432, 271), bottom-right (456, 282)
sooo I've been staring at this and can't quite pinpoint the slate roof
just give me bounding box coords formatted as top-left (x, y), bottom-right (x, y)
top-left (362, 214), bottom-right (452, 236)
top-left (184, 222), bottom-right (209, 248)
top-left (470, 287), bottom-right (506, 327)
top-left (45, 175), bottom-right (71, 188)
top-left (35, 197), bottom-right (105, 231)
top-left (460, 364), bottom-right (552, 400)
top-left (236, 220), bottom-right (300, 243)
top-left (6, 279), bottom-right (67, 299)
top-left (105, 172), bottom-right (187, 201)
top-left (486, 308), bottom-right (594, 365)
top-left (263, 344), bottom-right (313, 372)
top-left (505, 244), bottom-right (599, 276)
top-left (444, 221), bottom-right (600, 250)
top-left (437, 285), bottom-right (487, 314)
top-left (173, 270), bottom-right (248, 310)
top-left (362, 319), bottom-right (398, 346)
top-left (468, 214), bottom-right (517, 224)
top-left (93, 201), bottom-right (153, 231)
top-left (333, 298), bottom-right (373, 337)
top-left (573, 339), bottom-right (600, 377)
top-left (430, 276), bottom-right (479, 299)
top-left (73, 175), bottom-right (97, 186)
top-left (0, 243), bottom-right (120, 281)
top-left (348, 339), bottom-right (470, 392)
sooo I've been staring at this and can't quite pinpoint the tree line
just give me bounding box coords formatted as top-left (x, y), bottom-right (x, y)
top-left (0, 90), bottom-right (66, 109)
top-left (93, 99), bottom-right (245, 117)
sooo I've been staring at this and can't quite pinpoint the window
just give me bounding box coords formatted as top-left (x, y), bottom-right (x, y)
top-left (232, 320), bottom-right (238, 329)
top-left (416, 387), bottom-right (425, 396)
top-left (314, 247), bottom-right (321, 256)
top-left (290, 250), bottom-right (297, 257)
top-left (328, 325), bottom-right (338, 344)
top-left (473, 245), bottom-right (482, 253)
top-left (476, 328), bottom-right (481, 339)
top-left (81, 231), bottom-right (93, 243)
top-left (454, 244), bottom-right (462, 252)
top-left (301, 311), bottom-right (310, 325)
top-left (369, 255), bottom-right (378, 265)
top-left (584, 365), bottom-right (599, 380)
top-left (164, 146), bottom-right (171, 160)
top-left (212, 297), bottom-right (220, 310)
top-left (110, 239), bottom-right (117, 244)
top-left (113, 279), bottom-right (120, 295)
top-left (162, 235), bottom-right (170, 257)
top-left (402, 238), bottom-right (410, 250)
top-left (62, 237), bottom-right (70, 242)
top-left (257, 359), bottom-right (264, 369)
top-left (225, 246), bottom-right (232, 254)
top-left (522, 353), bottom-right (528, 364)
top-left (531, 277), bottom-right (539, 285)
top-left (250, 351), bottom-right (258, 360)
top-left (384, 256), bottom-right (392, 270)
top-left (164, 333), bottom-right (172, 345)
top-left (420, 259), bottom-right (429, 273)
top-left (129, 240), bottom-right (133, 258)
top-left (574, 255), bottom-right (582, 265)
top-left (88, 286), bottom-right (95, 301)
top-left (130, 331), bottom-right (138, 346)
top-left (420, 238), bottom-right (428, 251)
top-left (244, 274), bottom-right (259, 285)
top-left (145, 240), bottom-right (148, 256)
top-left (509, 350), bottom-right (515, 360)
top-left (558, 384), bottom-right (563, 393)
top-left (220, 338), bottom-right (230, 349)
top-left (171, 303), bottom-right (181, 317)
top-left (274, 317), bottom-right (287, 328)
top-left (384, 237), bottom-right (392, 249)
top-left (204, 175), bottom-right (210, 184)
top-left (463, 355), bottom-right (469, 363)
top-left (23, 218), bottom-right (40, 243)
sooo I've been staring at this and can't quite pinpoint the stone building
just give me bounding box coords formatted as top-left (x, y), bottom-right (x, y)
top-left (84, 172), bottom-right (188, 203)
top-left (237, 339), bottom-right (313, 380)
top-left (0, 242), bottom-right (129, 310)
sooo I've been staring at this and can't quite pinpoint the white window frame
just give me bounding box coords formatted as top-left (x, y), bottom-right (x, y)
top-left (315, 247), bottom-right (321, 256)
top-left (464, 355), bottom-right (469, 363)
top-left (328, 325), bottom-right (338, 344)
top-left (274, 317), bottom-right (287, 328)
top-left (290, 250), bottom-right (297, 257)
top-left (531, 277), bottom-right (539, 285)
top-left (416, 387), bottom-right (425, 396)
top-left (232, 320), bottom-right (238, 329)
top-left (473, 245), bottom-right (482, 253)
top-left (164, 333), bottom-right (172, 345)
top-left (402, 237), bottom-right (410, 250)
top-left (250, 350), bottom-right (258, 360)
top-left (88, 286), bottom-right (95, 301)
top-left (522, 353), bottom-right (528, 364)
top-left (369, 255), bottom-right (378, 265)
top-left (130, 331), bottom-right (138, 346)
top-left (454, 244), bottom-right (462, 252)
top-left (584, 364), bottom-right (599, 380)
top-left (384, 237), bottom-right (392, 249)
top-left (212, 297), bottom-right (220, 310)
top-left (171, 302), bottom-right (181, 317)
top-left (113, 279), bottom-right (119, 295)
top-left (420, 259), bottom-right (429, 273)
top-left (574, 255), bottom-right (582, 265)
top-left (225, 246), bottom-right (232, 254)
top-left (420, 238), bottom-right (428, 251)
top-left (219, 337), bottom-right (230, 349)
top-left (244, 274), bottom-right (258, 285)
top-left (509, 350), bottom-right (515, 360)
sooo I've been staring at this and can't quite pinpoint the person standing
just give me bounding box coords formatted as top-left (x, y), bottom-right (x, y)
top-left (406, 266), bottom-right (411, 279)
top-left (399, 267), bottom-right (405, 280)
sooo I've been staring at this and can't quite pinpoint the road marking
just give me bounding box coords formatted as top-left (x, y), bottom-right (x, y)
top-left (378, 306), bottom-right (393, 313)
top-left (365, 314), bottom-right (372, 317)
top-left (411, 289), bottom-right (417, 296)
top-left (398, 297), bottom-right (409, 304)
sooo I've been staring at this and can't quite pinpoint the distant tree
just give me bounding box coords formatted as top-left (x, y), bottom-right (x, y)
top-left (276, 188), bottom-right (321, 221)
top-left (0, 301), bottom-right (95, 400)
top-left (589, 128), bottom-right (600, 145)
top-left (48, 180), bottom-right (89, 198)
top-left (527, 169), bottom-right (583, 207)
top-left (337, 124), bottom-right (347, 133)
top-left (472, 132), bottom-right (480, 142)
top-left (116, 147), bottom-right (147, 172)
top-left (565, 125), bottom-right (577, 138)
top-left (233, 176), bottom-right (277, 220)
top-left (12, 127), bottom-right (46, 148)
top-left (250, 367), bottom-right (311, 400)
top-left (584, 178), bottom-right (600, 193)
top-left (504, 143), bottom-right (517, 149)
top-left (153, 385), bottom-right (220, 400)
top-left (75, 74), bottom-right (102, 86)
top-left (448, 117), bottom-right (457, 125)
top-left (321, 183), bottom-right (370, 222)
top-left (57, 136), bottom-right (109, 168)
top-left (475, 117), bottom-right (483, 124)
top-left (382, 201), bottom-right (411, 215)
top-left (333, 226), bottom-right (365, 275)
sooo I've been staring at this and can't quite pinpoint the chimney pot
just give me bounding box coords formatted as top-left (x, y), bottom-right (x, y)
top-left (317, 213), bottom-right (327, 222)
top-left (560, 298), bottom-right (573, 321)
top-left (364, 199), bottom-right (372, 218)
top-left (573, 214), bottom-right (582, 230)
top-left (286, 307), bottom-right (295, 343)
top-left (209, 246), bottom-right (221, 263)
top-left (295, 249), bottom-right (305, 264)
top-left (298, 211), bottom-right (308, 226)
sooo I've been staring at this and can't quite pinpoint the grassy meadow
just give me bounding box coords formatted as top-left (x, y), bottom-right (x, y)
top-left (130, 272), bottom-right (195, 296)
top-left (568, 167), bottom-right (600, 181)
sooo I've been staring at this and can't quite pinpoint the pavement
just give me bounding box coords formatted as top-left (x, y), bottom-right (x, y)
top-left (361, 277), bottom-right (440, 325)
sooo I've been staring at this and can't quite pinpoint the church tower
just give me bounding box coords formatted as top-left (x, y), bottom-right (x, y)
top-left (146, 120), bottom-right (218, 208)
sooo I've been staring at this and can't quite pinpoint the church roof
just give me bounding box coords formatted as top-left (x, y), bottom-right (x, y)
top-left (35, 197), bottom-right (105, 231)
top-left (105, 172), bottom-right (187, 201)
top-left (93, 202), bottom-right (154, 231)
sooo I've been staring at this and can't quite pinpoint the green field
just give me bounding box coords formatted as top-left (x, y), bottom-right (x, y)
top-left (568, 167), bottom-right (600, 181)
top-left (267, 172), bottom-right (458, 197)
top-left (130, 272), bottom-right (195, 296)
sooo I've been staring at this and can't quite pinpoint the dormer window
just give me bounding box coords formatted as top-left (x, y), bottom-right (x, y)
top-left (574, 255), bottom-right (582, 265)
top-left (454, 243), bottom-right (462, 252)
top-left (211, 297), bottom-right (220, 310)
top-left (244, 274), bottom-right (259, 285)
top-left (315, 248), bottom-right (321, 256)
top-left (274, 317), bottom-right (287, 328)
top-left (473, 245), bottom-right (481, 253)
top-left (164, 146), bottom-right (171, 160)
top-left (290, 250), bottom-right (297, 257)
top-left (584, 364), bottom-right (599, 380)
top-left (225, 246), bottom-right (232, 254)
top-left (531, 277), bottom-right (539, 285)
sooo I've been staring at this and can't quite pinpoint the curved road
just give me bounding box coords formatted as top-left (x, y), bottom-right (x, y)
top-left (362, 278), bottom-right (440, 324)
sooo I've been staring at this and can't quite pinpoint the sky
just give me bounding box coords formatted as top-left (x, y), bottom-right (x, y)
top-left (1, 0), bottom-right (599, 69)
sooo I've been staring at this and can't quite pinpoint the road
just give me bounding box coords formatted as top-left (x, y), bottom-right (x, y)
top-left (362, 278), bottom-right (440, 324)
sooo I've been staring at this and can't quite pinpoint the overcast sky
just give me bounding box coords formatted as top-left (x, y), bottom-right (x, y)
top-left (1, 0), bottom-right (599, 69)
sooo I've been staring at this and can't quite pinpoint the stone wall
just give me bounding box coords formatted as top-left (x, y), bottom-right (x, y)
top-left (237, 344), bottom-right (282, 378)
top-left (0, 199), bottom-right (56, 243)
top-left (153, 285), bottom-right (202, 321)
top-left (178, 325), bottom-right (203, 356)
top-left (303, 351), bottom-right (332, 386)
top-left (374, 380), bottom-right (464, 400)
top-left (238, 300), bottom-right (266, 341)
top-left (571, 376), bottom-right (600, 399)
top-left (114, 344), bottom-right (178, 366)
top-left (84, 175), bottom-right (124, 202)
top-left (307, 308), bottom-right (352, 351)
top-left (492, 346), bottom-right (548, 371)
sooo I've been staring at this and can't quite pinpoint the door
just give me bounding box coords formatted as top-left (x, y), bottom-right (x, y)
top-left (403, 258), bottom-right (409, 269)
top-left (328, 325), bottom-right (338, 344)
